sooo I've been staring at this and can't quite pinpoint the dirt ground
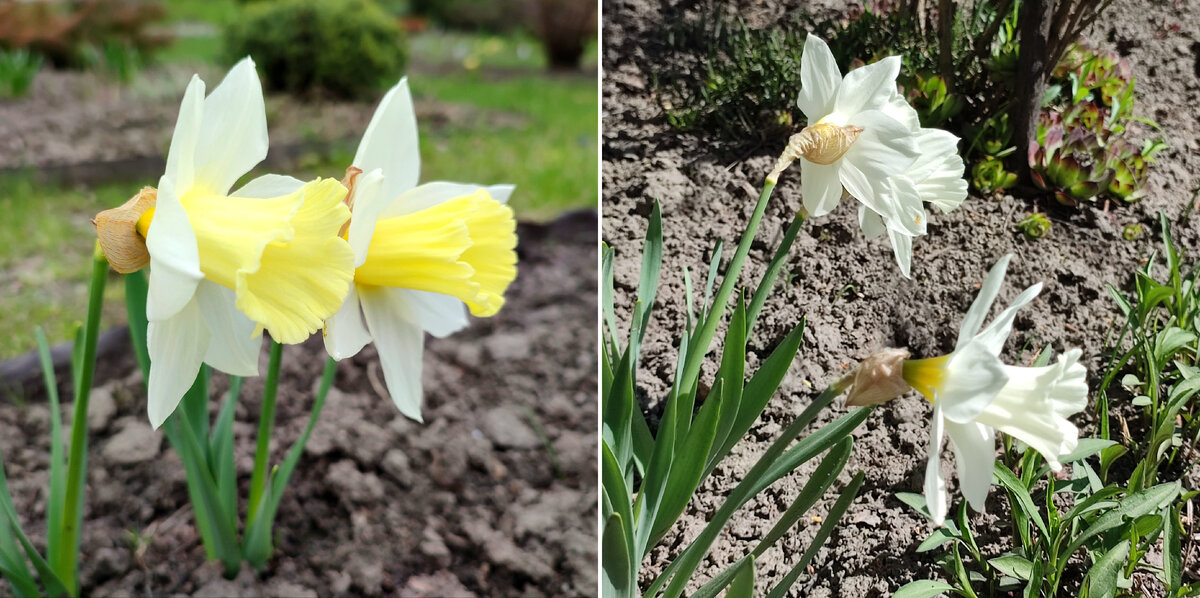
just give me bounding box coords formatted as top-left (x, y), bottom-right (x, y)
top-left (0, 211), bottom-right (597, 597)
top-left (602, 0), bottom-right (1200, 595)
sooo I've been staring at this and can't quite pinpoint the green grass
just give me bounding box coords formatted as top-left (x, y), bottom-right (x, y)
top-left (0, 177), bottom-right (131, 360)
top-left (162, 0), bottom-right (240, 25)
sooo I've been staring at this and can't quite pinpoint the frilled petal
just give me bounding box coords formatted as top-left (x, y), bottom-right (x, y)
top-left (835, 56), bottom-right (901, 116)
top-left (323, 286), bottom-right (373, 360)
top-left (857, 205), bottom-right (886, 239)
top-left (194, 280), bottom-right (259, 376)
top-left (973, 282), bottom-right (1043, 356)
top-left (944, 420), bottom-right (995, 512)
top-left (400, 289), bottom-right (469, 338)
top-left (354, 78), bottom-right (420, 202)
top-left (956, 254), bottom-right (1012, 351)
top-left (878, 175), bottom-right (927, 237)
top-left (881, 90), bottom-right (921, 132)
top-left (939, 339), bottom-right (1009, 423)
top-left (842, 109), bottom-right (919, 181)
top-left (886, 227), bottom-right (913, 279)
top-left (907, 128), bottom-right (961, 182)
top-left (146, 297), bottom-right (210, 429)
top-left (925, 407), bottom-right (949, 525)
top-left (193, 57), bottom-right (268, 195)
top-left (164, 75), bottom-right (204, 193)
top-left (975, 349), bottom-right (1087, 470)
top-left (231, 174), bottom-right (306, 199)
top-left (359, 286), bottom-right (425, 421)
top-left (801, 159), bottom-right (843, 217)
top-left (909, 129), bottom-right (967, 213)
top-left (145, 175), bottom-right (203, 321)
top-left (797, 34), bottom-right (841, 120)
top-left (381, 182), bottom-right (518, 219)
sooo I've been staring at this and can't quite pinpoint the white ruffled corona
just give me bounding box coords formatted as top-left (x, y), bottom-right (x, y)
top-left (321, 79), bottom-right (518, 421)
top-left (902, 255), bottom-right (1087, 524)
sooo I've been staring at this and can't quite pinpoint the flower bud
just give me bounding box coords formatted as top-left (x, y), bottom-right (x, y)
top-left (767, 122), bottom-right (864, 184)
top-left (844, 348), bottom-right (912, 407)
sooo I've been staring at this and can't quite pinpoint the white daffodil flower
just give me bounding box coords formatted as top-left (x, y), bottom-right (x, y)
top-left (95, 58), bottom-right (356, 428)
top-left (320, 79), bottom-right (518, 421)
top-left (858, 127), bottom-right (969, 276)
top-left (787, 34), bottom-right (920, 225)
top-left (901, 255), bottom-right (1088, 524)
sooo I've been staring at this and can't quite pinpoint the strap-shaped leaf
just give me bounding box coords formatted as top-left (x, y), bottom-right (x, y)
top-left (993, 463), bottom-right (1050, 540)
top-left (603, 513), bottom-right (635, 598)
top-left (763, 471), bottom-right (866, 598)
top-left (34, 329), bottom-right (65, 570)
top-left (892, 580), bottom-right (958, 598)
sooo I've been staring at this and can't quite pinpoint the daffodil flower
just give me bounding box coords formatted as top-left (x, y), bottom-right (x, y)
top-left (320, 79), bottom-right (519, 421)
top-left (775, 34), bottom-right (919, 224)
top-left (898, 255), bottom-right (1087, 524)
top-left (94, 58), bottom-right (355, 428)
top-left (858, 127), bottom-right (969, 276)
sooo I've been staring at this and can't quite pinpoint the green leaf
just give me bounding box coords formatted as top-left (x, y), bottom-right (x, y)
top-left (1165, 504), bottom-right (1182, 592)
top-left (993, 463), bottom-right (1050, 539)
top-left (123, 272), bottom-right (151, 382)
top-left (746, 213), bottom-right (803, 331)
top-left (1084, 539), bottom-right (1130, 598)
top-left (635, 201), bottom-right (663, 348)
top-left (704, 297), bottom-right (746, 478)
top-left (726, 556), bottom-right (755, 598)
top-left (763, 472), bottom-right (866, 598)
top-left (647, 382), bottom-right (724, 548)
top-left (917, 527), bottom-right (959, 553)
top-left (751, 438), bottom-right (852, 558)
top-left (602, 244), bottom-right (619, 346)
top-left (602, 513), bottom-right (634, 598)
top-left (1062, 482), bottom-right (1180, 570)
top-left (1035, 438), bottom-right (1115, 478)
top-left (168, 407), bottom-right (240, 577)
top-left (34, 329), bottom-right (65, 570)
top-left (989, 554), bottom-right (1034, 580)
top-left (0, 458), bottom-right (39, 596)
top-left (1154, 327), bottom-right (1196, 368)
top-left (244, 358), bottom-right (337, 569)
top-left (210, 378), bottom-right (241, 530)
top-left (892, 580), bottom-right (958, 598)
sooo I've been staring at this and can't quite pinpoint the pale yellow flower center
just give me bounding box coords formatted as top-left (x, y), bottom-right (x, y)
top-left (902, 354), bottom-right (952, 404)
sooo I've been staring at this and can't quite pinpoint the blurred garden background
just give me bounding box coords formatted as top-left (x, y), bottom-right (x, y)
top-left (0, 0), bottom-right (598, 365)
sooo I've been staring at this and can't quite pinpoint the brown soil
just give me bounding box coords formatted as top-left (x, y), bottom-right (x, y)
top-left (603, 0), bottom-right (1200, 595)
top-left (0, 213), bottom-right (598, 596)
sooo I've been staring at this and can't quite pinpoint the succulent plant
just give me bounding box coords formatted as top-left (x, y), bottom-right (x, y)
top-left (900, 73), bottom-right (964, 128)
top-left (1017, 212), bottom-right (1052, 239)
top-left (1029, 114), bottom-right (1114, 206)
top-left (972, 156), bottom-right (1017, 195)
top-left (1122, 223), bottom-right (1144, 241)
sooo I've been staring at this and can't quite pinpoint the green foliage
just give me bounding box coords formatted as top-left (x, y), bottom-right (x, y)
top-left (900, 214), bottom-right (1200, 597)
top-left (223, 0), bottom-right (408, 99)
top-left (79, 40), bottom-right (145, 84)
top-left (409, 0), bottom-right (529, 32)
top-left (1017, 212), bottom-right (1051, 240)
top-left (1122, 223), bottom-right (1143, 241)
top-left (1028, 44), bottom-right (1165, 206)
top-left (972, 156), bottom-right (1017, 195)
top-left (0, 49), bottom-right (42, 98)
top-left (601, 195), bottom-right (867, 597)
top-left (901, 73), bottom-right (964, 128)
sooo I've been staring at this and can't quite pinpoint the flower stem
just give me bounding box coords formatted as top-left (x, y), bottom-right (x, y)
top-left (247, 341), bottom-right (283, 527)
top-left (679, 180), bottom-right (776, 395)
top-left (55, 243), bottom-right (108, 596)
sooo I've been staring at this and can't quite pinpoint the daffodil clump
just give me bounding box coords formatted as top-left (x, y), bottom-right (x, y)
top-left (82, 61), bottom-right (518, 578)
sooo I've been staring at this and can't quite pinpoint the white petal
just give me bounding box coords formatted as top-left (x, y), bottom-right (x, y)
top-left (956, 255), bottom-right (1013, 351)
top-left (193, 57), bottom-right (268, 194)
top-left (886, 227), bottom-right (913, 279)
top-left (400, 289), bottom-right (469, 338)
top-left (231, 174), bottom-right (307, 199)
top-left (857, 205), bottom-right (886, 239)
top-left (834, 56), bottom-right (901, 116)
top-left (925, 407), bottom-right (949, 525)
top-left (881, 90), bottom-right (921, 131)
top-left (796, 35), bottom-right (841, 120)
top-left (878, 176), bottom-right (927, 237)
top-left (381, 181), bottom-right (513, 219)
top-left (146, 297), bottom-right (210, 429)
top-left (974, 282), bottom-right (1043, 355)
top-left (944, 420), bottom-right (995, 512)
top-left (346, 168), bottom-right (388, 267)
top-left (194, 280), bottom-right (259, 376)
top-left (939, 339), bottom-right (1009, 423)
top-left (800, 160), bottom-right (843, 217)
top-left (323, 286), bottom-right (373, 360)
top-left (907, 128), bottom-right (961, 183)
top-left (145, 175), bottom-right (203, 322)
top-left (842, 109), bottom-right (919, 181)
top-left (164, 75), bottom-right (205, 193)
top-left (359, 286), bottom-right (426, 421)
top-left (354, 78), bottom-right (420, 201)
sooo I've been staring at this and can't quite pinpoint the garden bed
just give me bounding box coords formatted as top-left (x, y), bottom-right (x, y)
top-left (0, 212), bottom-right (598, 596)
top-left (602, 0), bottom-right (1200, 594)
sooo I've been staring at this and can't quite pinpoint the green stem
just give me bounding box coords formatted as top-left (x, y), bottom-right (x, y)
top-left (680, 180), bottom-right (777, 394)
top-left (247, 341), bottom-right (283, 527)
top-left (55, 244), bottom-right (108, 597)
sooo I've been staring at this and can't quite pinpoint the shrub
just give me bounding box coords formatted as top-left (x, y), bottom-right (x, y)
top-left (0, 0), bottom-right (169, 69)
top-left (224, 0), bottom-right (407, 100)
top-left (0, 49), bottom-right (43, 98)
top-left (409, 0), bottom-right (527, 32)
